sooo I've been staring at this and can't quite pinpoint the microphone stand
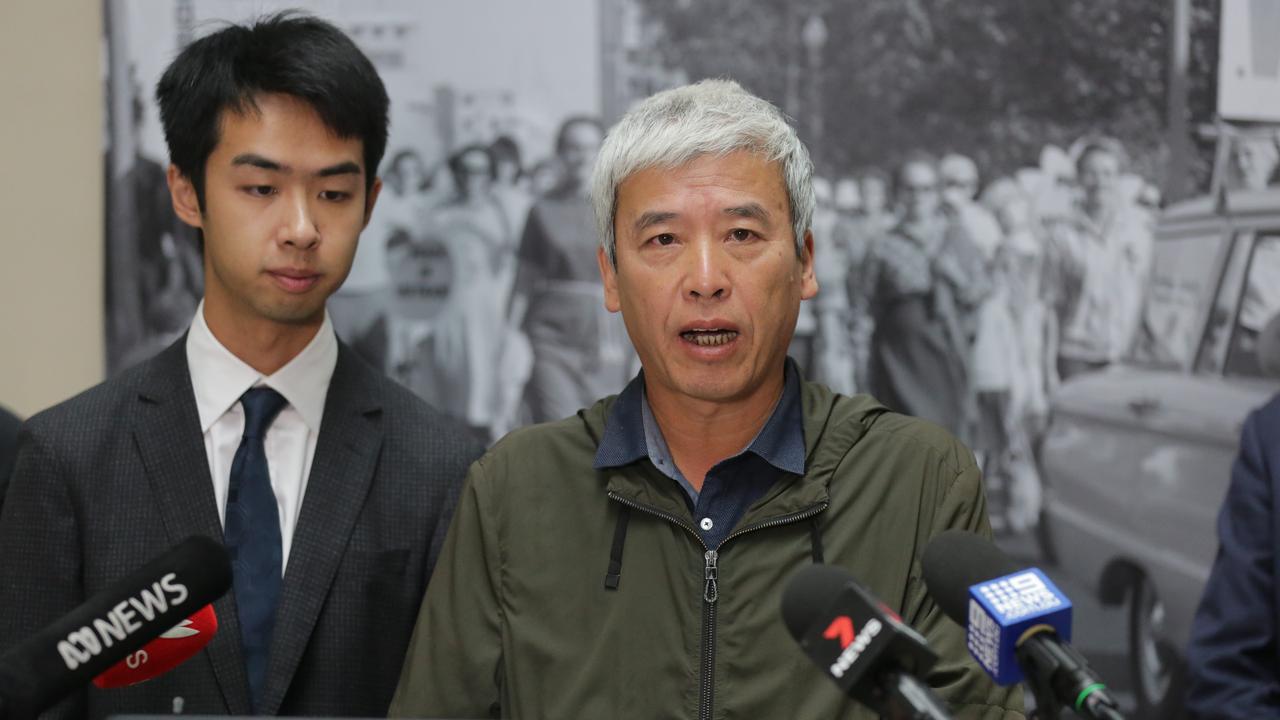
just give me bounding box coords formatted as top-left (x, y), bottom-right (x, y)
top-left (1016, 636), bottom-right (1126, 720)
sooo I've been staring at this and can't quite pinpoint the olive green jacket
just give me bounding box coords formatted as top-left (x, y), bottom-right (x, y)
top-left (391, 381), bottom-right (1024, 719)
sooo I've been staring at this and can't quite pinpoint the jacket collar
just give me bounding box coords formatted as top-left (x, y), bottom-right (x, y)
top-left (593, 360), bottom-right (806, 476)
top-left (591, 374), bottom-right (647, 469)
top-left (591, 375), bottom-right (888, 529)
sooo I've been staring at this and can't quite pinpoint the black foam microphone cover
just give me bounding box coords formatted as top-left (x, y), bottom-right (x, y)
top-left (0, 535), bottom-right (232, 719)
top-left (920, 529), bottom-right (1018, 624)
top-left (781, 563), bottom-right (853, 641)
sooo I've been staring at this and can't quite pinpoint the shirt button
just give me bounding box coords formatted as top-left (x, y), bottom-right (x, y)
top-left (700, 517), bottom-right (714, 531)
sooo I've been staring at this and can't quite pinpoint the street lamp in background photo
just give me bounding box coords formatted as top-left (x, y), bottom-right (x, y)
top-left (801, 10), bottom-right (828, 153)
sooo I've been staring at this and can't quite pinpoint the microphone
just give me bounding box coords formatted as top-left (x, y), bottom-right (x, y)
top-left (92, 604), bottom-right (217, 689)
top-left (0, 535), bottom-right (232, 718)
top-left (782, 564), bottom-right (953, 720)
top-left (921, 530), bottom-right (1124, 720)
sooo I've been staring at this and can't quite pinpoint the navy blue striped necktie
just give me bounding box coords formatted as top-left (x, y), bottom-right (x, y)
top-left (224, 386), bottom-right (288, 711)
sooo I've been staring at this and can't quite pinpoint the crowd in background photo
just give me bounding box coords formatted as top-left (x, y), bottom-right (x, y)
top-left (804, 138), bottom-right (1158, 536)
top-left (806, 130), bottom-right (1279, 535)
top-left (111, 94), bottom-right (1280, 536)
top-left (329, 115), bottom-right (636, 446)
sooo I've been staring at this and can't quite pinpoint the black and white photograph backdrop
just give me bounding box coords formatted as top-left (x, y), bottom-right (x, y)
top-left (103, 1), bottom-right (1280, 717)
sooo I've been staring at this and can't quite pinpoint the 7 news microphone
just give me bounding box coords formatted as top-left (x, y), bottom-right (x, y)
top-left (0, 535), bottom-right (231, 719)
top-left (782, 564), bottom-right (953, 720)
top-left (921, 529), bottom-right (1125, 720)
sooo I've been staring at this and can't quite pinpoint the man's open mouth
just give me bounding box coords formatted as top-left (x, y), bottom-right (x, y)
top-left (680, 329), bottom-right (739, 347)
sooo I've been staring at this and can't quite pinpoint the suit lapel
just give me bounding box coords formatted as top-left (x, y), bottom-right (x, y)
top-left (258, 346), bottom-right (383, 715)
top-left (132, 338), bottom-right (252, 715)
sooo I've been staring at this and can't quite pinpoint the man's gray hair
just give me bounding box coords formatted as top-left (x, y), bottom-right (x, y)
top-left (591, 78), bottom-right (815, 265)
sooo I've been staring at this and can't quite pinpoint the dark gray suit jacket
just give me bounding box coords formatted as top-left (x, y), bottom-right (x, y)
top-left (0, 337), bottom-right (483, 718)
top-left (0, 404), bottom-right (20, 513)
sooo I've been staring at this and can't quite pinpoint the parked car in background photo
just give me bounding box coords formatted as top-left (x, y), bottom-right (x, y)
top-left (1038, 186), bottom-right (1280, 719)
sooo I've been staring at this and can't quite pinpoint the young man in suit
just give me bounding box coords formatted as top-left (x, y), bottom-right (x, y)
top-left (0, 13), bottom-right (482, 718)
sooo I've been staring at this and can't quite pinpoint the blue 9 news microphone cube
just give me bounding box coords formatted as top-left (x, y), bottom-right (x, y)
top-left (965, 568), bottom-right (1072, 685)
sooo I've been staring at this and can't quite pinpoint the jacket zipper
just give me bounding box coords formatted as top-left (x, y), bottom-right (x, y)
top-left (607, 492), bottom-right (829, 720)
top-left (701, 550), bottom-right (717, 720)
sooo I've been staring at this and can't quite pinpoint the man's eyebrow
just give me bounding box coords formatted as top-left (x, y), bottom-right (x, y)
top-left (231, 153), bottom-right (287, 172)
top-left (634, 210), bottom-right (678, 233)
top-left (723, 203), bottom-right (772, 224)
top-left (317, 161), bottom-right (362, 178)
top-left (229, 155), bottom-right (361, 178)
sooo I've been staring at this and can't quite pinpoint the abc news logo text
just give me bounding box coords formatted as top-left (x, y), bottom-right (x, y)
top-left (57, 574), bottom-right (189, 670)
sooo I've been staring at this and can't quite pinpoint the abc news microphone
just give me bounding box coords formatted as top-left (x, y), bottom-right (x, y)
top-left (0, 535), bottom-right (231, 719)
top-left (782, 564), bottom-right (953, 720)
top-left (921, 530), bottom-right (1125, 720)
top-left (92, 603), bottom-right (217, 689)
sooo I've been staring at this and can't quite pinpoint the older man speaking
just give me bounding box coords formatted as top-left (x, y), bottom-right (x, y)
top-left (390, 79), bottom-right (1022, 719)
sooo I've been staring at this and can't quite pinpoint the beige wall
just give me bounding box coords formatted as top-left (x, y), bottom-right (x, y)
top-left (0, 1), bottom-right (104, 419)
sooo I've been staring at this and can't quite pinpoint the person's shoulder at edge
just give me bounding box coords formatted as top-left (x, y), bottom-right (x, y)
top-left (1245, 390), bottom-right (1280, 437)
top-left (0, 403), bottom-right (19, 445)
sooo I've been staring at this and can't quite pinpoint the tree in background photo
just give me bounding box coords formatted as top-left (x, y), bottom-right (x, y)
top-left (635, 0), bottom-right (1220, 199)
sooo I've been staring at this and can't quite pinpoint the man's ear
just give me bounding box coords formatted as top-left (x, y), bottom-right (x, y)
top-left (800, 230), bottom-right (819, 300)
top-left (362, 177), bottom-right (383, 229)
top-left (598, 245), bottom-right (621, 313)
top-left (166, 165), bottom-right (203, 229)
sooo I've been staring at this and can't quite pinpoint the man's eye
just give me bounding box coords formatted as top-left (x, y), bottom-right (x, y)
top-left (242, 185), bottom-right (276, 198)
top-left (650, 233), bottom-right (676, 246)
top-left (320, 190), bottom-right (352, 202)
top-left (730, 228), bottom-right (756, 242)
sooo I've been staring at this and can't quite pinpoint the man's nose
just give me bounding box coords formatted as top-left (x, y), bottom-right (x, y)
top-left (279, 190), bottom-right (320, 250)
top-left (685, 239), bottom-right (729, 300)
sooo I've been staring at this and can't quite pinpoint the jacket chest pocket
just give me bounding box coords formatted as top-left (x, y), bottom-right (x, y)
top-left (332, 548), bottom-right (420, 626)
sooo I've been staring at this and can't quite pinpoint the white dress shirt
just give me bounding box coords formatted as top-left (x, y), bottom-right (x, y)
top-left (186, 301), bottom-right (338, 572)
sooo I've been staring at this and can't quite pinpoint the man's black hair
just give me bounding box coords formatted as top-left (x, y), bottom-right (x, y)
top-left (155, 11), bottom-right (389, 210)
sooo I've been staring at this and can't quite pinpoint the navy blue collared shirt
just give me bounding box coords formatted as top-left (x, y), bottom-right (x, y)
top-left (593, 360), bottom-right (806, 548)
